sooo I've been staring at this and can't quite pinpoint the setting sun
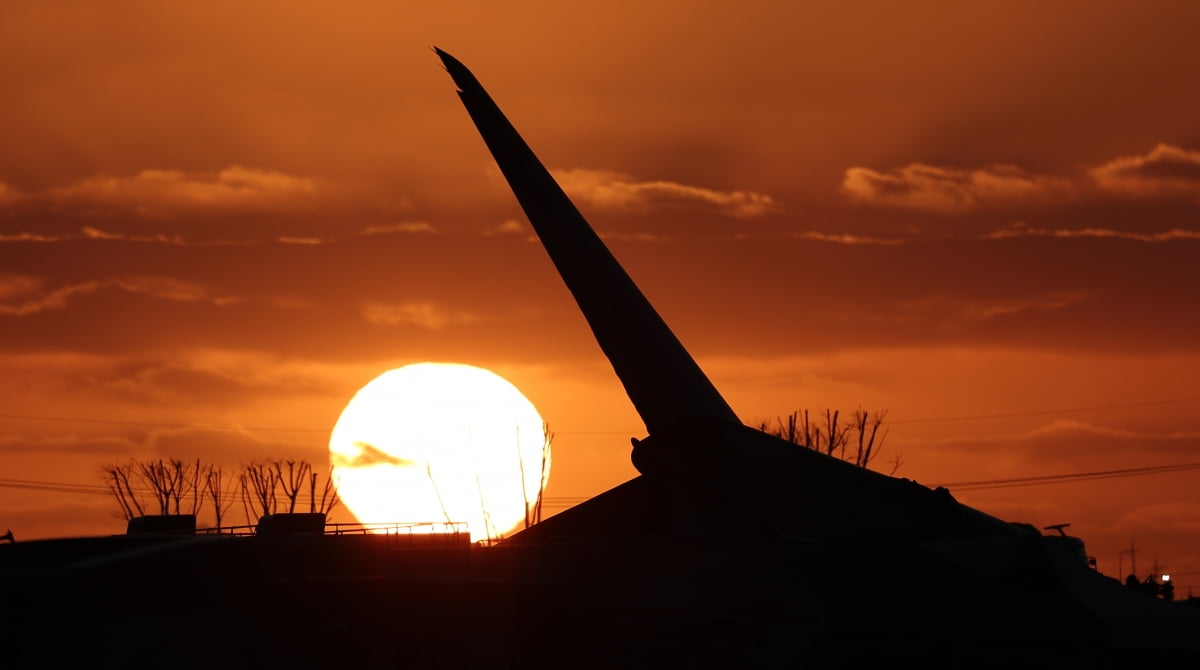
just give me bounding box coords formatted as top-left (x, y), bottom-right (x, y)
top-left (328, 363), bottom-right (549, 542)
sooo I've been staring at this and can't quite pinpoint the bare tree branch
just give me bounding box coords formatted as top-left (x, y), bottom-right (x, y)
top-left (760, 408), bottom-right (899, 474)
top-left (274, 459), bottom-right (310, 514)
top-left (100, 463), bottom-right (142, 520)
top-left (204, 465), bottom-right (235, 530)
top-left (241, 460), bottom-right (279, 520)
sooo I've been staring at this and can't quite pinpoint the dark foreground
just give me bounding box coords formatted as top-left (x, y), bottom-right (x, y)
top-left (3, 520), bottom-right (1197, 669)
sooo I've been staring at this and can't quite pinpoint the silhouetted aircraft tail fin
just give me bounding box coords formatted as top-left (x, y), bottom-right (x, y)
top-left (435, 47), bottom-right (740, 436)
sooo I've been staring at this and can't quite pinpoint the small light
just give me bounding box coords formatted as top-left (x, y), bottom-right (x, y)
top-left (1162, 574), bottom-right (1171, 582)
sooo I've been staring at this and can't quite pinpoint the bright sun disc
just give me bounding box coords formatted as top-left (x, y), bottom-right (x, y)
top-left (328, 363), bottom-right (549, 542)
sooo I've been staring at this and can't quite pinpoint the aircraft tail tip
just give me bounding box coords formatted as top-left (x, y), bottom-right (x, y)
top-left (432, 47), bottom-right (478, 94)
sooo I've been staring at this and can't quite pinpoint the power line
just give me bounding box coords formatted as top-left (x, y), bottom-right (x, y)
top-left (540, 460), bottom-right (1200, 500)
top-left (0, 476), bottom-right (335, 507)
top-left (0, 479), bottom-right (111, 497)
top-left (942, 462), bottom-right (1200, 491)
top-left (5, 457), bottom-right (1199, 505)
top-left (889, 397), bottom-right (1200, 425)
top-left (0, 413), bottom-right (330, 433)
top-left (2, 395), bottom-right (1198, 436)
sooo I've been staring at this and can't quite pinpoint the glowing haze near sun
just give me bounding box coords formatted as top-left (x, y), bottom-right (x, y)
top-left (328, 363), bottom-right (549, 542)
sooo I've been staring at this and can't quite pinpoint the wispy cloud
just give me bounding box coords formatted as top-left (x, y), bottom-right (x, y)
top-left (597, 231), bottom-right (666, 243)
top-left (0, 277), bottom-right (105, 316)
top-left (1090, 143), bottom-right (1200, 198)
top-left (276, 236), bottom-right (328, 245)
top-left (44, 165), bottom-right (318, 214)
top-left (483, 219), bottom-right (528, 237)
top-left (896, 291), bottom-right (1090, 323)
top-left (361, 301), bottom-right (478, 330)
top-left (786, 231), bottom-right (905, 245)
top-left (0, 275), bottom-right (226, 317)
top-left (358, 221), bottom-right (437, 236)
top-left (841, 163), bottom-right (1066, 213)
top-left (0, 232), bottom-right (73, 243)
top-left (0, 225), bottom-right (437, 248)
top-left (481, 219), bottom-right (544, 242)
top-left (113, 276), bottom-right (209, 302)
top-left (82, 226), bottom-right (188, 244)
top-left (983, 222), bottom-right (1200, 243)
top-left (555, 168), bottom-right (777, 218)
top-left (843, 144), bottom-right (1200, 213)
top-left (0, 227), bottom-right (188, 245)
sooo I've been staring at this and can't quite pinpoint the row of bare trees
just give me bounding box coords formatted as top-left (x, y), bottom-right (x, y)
top-left (757, 408), bottom-right (901, 475)
top-left (100, 458), bottom-right (339, 529)
top-left (239, 459), bottom-right (340, 525)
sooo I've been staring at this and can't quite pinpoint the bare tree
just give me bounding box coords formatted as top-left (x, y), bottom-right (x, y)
top-left (240, 460), bottom-right (279, 522)
top-left (203, 465), bottom-right (235, 530)
top-left (270, 459), bottom-right (340, 514)
top-left (100, 462), bottom-right (144, 521)
top-left (183, 459), bottom-right (204, 516)
top-left (101, 457), bottom-right (337, 527)
top-left (756, 409), bottom-right (849, 457)
top-left (759, 408), bottom-right (896, 473)
top-left (850, 409), bottom-right (889, 468)
top-left (824, 409), bottom-right (852, 459)
top-left (523, 423), bottom-right (553, 529)
top-left (307, 467), bottom-right (340, 515)
top-left (238, 459), bottom-right (339, 523)
top-left (100, 458), bottom-right (206, 520)
top-left (137, 459), bottom-right (178, 515)
top-left (274, 459), bottom-right (307, 513)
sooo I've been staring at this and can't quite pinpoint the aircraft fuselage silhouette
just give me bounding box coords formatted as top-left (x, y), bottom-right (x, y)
top-left (434, 47), bottom-right (1200, 665)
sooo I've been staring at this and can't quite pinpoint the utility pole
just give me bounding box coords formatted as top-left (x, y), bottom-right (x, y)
top-left (1118, 539), bottom-right (1139, 579)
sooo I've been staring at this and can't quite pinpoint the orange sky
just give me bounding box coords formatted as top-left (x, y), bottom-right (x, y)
top-left (2, 1), bottom-right (1198, 591)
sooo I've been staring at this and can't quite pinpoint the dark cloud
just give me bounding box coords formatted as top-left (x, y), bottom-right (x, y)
top-left (0, 426), bottom-right (323, 468)
top-left (331, 441), bottom-right (414, 468)
top-left (147, 428), bottom-right (325, 467)
top-left (918, 420), bottom-right (1200, 465)
top-left (101, 364), bottom-right (261, 406)
top-left (0, 434), bottom-right (137, 455)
